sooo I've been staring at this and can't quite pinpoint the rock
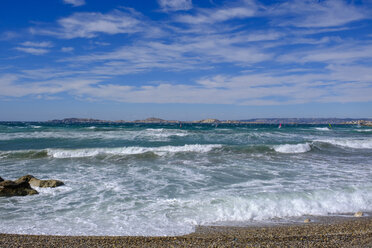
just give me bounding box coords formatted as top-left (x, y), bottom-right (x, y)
top-left (354, 211), bottom-right (363, 217)
top-left (0, 176), bottom-right (3, 182)
top-left (304, 219), bottom-right (311, 223)
top-left (0, 179), bottom-right (38, 197)
top-left (30, 178), bottom-right (64, 188)
top-left (16, 175), bottom-right (64, 188)
top-left (15, 175), bottom-right (34, 184)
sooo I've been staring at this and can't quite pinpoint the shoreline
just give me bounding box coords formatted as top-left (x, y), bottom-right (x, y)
top-left (1, 216), bottom-right (371, 247)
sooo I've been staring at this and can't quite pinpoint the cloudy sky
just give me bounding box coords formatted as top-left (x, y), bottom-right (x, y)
top-left (0, 0), bottom-right (371, 121)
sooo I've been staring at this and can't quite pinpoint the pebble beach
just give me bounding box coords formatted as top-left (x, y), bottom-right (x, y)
top-left (1, 216), bottom-right (371, 247)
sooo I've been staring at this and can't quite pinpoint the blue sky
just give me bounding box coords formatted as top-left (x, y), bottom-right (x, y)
top-left (0, 0), bottom-right (371, 121)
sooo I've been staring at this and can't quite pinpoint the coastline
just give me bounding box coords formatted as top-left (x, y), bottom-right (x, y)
top-left (1, 216), bottom-right (371, 247)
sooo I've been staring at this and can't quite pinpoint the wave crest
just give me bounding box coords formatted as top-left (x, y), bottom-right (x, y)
top-left (47, 144), bottom-right (222, 158)
top-left (274, 143), bottom-right (312, 154)
top-left (316, 139), bottom-right (372, 149)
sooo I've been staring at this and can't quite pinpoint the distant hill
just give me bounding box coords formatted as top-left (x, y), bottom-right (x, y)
top-left (45, 117), bottom-right (372, 124)
top-left (238, 118), bottom-right (372, 124)
top-left (48, 118), bottom-right (110, 124)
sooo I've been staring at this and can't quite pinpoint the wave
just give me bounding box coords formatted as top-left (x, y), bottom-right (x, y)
top-left (144, 128), bottom-right (188, 138)
top-left (0, 144), bottom-right (222, 159)
top-left (0, 129), bottom-right (189, 141)
top-left (1, 186), bottom-right (370, 236)
top-left (273, 143), bottom-right (312, 154)
top-left (315, 138), bottom-right (372, 149)
top-left (356, 129), bottom-right (372, 132)
top-left (0, 150), bottom-right (48, 159)
top-left (174, 187), bottom-right (372, 227)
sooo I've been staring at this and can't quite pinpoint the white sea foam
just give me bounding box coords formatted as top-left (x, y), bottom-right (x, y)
top-left (176, 188), bottom-right (372, 226)
top-left (316, 138), bottom-right (372, 149)
top-left (47, 144), bottom-right (222, 158)
top-left (356, 129), bottom-right (372, 132)
top-left (274, 143), bottom-right (312, 153)
top-left (144, 128), bottom-right (188, 138)
top-left (315, 127), bottom-right (330, 131)
top-left (0, 186), bottom-right (371, 236)
top-left (0, 129), bottom-right (189, 141)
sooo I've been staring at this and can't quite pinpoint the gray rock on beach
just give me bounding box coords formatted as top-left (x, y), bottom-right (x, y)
top-left (16, 175), bottom-right (64, 188)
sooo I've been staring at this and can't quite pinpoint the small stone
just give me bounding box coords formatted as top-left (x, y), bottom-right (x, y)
top-left (304, 218), bottom-right (311, 223)
top-left (354, 211), bottom-right (363, 217)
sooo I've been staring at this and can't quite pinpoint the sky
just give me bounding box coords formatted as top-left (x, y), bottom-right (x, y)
top-left (0, 0), bottom-right (371, 121)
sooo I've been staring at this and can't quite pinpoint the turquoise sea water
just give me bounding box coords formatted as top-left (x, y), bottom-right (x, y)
top-left (0, 123), bottom-right (371, 236)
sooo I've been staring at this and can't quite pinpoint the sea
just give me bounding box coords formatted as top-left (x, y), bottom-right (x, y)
top-left (0, 122), bottom-right (371, 236)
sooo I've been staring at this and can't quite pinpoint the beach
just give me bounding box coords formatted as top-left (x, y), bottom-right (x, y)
top-left (1, 216), bottom-right (371, 247)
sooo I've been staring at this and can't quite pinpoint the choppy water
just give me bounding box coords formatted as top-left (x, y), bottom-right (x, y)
top-left (0, 122), bottom-right (371, 236)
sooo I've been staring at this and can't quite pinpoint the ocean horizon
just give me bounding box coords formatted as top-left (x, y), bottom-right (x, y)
top-left (1, 122), bottom-right (371, 236)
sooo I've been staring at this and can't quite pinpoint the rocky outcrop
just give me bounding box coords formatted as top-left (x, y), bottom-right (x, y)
top-left (1, 175), bottom-right (64, 197)
top-left (16, 175), bottom-right (64, 188)
top-left (0, 179), bottom-right (38, 197)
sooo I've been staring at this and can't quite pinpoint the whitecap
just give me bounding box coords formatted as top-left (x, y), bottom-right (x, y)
top-left (316, 138), bottom-right (372, 149)
top-left (356, 129), bottom-right (372, 132)
top-left (47, 144), bottom-right (222, 158)
top-left (315, 127), bottom-right (330, 131)
top-left (273, 143), bottom-right (311, 154)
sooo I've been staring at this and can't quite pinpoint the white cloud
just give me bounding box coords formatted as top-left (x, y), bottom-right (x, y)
top-left (269, 0), bottom-right (367, 28)
top-left (278, 43), bottom-right (372, 64)
top-left (61, 47), bottom-right (74, 52)
top-left (2, 64), bottom-right (371, 105)
top-left (63, 0), bottom-right (85, 7)
top-left (15, 41), bottom-right (52, 55)
top-left (158, 0), bottom-right (192, 11)
top-left (177, 4), bottom-right (256, 24)
top-left (31, 10), bottom-right (142, 39)
top-left (93, 41), bottom-right (110, 46)
top-left (5, 0), bottom-right (371, 107)
top-left (15, 47), bottom-right (49, 55)
top-left (61, 30), bottom-right (276, 74)
top-left (20, 41), bottom-right (53, 47)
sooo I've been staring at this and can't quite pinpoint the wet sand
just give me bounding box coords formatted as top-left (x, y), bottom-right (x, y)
top-left (1, 216), bottom-right (371, 247)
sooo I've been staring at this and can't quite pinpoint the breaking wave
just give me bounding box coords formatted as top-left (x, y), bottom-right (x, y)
top-left (0, 144), bottom-right (222, 159)
top-left (315, 138), bottom-right (372, 149)
top-left (273, 143), bottom-right (312, 154)
top-left (315, 127), bottom-right (330, 131)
